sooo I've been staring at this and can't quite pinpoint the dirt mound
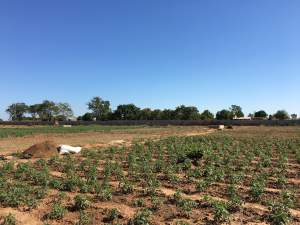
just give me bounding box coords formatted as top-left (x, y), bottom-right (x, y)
top-left (22, 141), bottom-right (59, 158)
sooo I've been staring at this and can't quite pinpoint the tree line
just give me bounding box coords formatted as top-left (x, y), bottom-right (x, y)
top-left (4, 97), bottom-right (297, 121)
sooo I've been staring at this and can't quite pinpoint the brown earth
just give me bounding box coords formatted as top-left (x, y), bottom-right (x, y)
top-left (0, 126), bottom-right (214, 155)
top-left (22, 141), bottom-right (59, 158)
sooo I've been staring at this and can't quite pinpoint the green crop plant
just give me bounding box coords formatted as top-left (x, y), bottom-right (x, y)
top-left (128, 209), bottom-right (152, 225)
top-left (1, 213), bottom-right (16, 225)
top-left (173, 190), bottom-right (198, 217)
top-left (47, 202), bottom-right (67, 220)
top-left (74, 194), bottom-right (91, 210)
top-left (119, 177), bottom-right (134, 194)
top-left (75, 211), bottom-right (92, 225)
top-left (106, 208), bottom-right (121, 222)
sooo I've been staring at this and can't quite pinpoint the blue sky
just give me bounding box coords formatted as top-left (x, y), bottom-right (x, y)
top-left (0, 0), bottom-right (299, 119)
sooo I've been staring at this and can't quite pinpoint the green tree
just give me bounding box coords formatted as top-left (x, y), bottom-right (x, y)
top-left (254, 110), bottom-right (268, 118)
top-left (161, 109), bottom-right (175, 120)
top-left (273, 110), bottom-right (290, 120)
top-left (6, 103), bottom-right (28, 121)
top-left (216, 109), bottom-right (232, 120)
top-left (87, 97), bottom-right (111, 120)
top-left (230, 105), bottom-right (244, 118)
top-left (37, 100), bottom-right (56, 121)
top-left (139, 108), bottom-right (152, 120)
top-left (53, 103), bottom-right (73, 121)
top-left (151, 109), bottom-right (163, 120)
top-left (80, 113), bottom-right (94, 121)
top-left (28, 104), bottom-right (40, 120)
top-left (200, 110), bottom-right (214, 120)
top-left (113, 104), bottom-right (140, 120)
top-left (174, 105), bottom-right (200, 120)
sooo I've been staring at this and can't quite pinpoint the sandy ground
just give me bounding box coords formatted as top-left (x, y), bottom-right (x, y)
top-left (0, 126), bottom-right (214, 154)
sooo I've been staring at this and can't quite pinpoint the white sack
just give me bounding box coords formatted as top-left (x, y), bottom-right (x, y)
top-left (59, 145), bottom-right (82, 154)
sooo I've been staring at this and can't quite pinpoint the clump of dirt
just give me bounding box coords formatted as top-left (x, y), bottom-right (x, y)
top-left (22, 141), bottom-right (59, 158)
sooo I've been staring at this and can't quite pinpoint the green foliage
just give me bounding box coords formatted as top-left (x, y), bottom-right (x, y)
top-left (96, 184), bottom-right (112, 201)
top-left (273, 110), bottom-right (290, 120)
top-left (6, 103), bottom-right (28, 121)
top-left (204, 196), bottom-right (230, 223)
top-left (200, 109), bottom-right (214, 120)
top-left (230, 105), bottom-right (244, 118)
top-left (250, 175), bottom-right (266, 200)
top-left (47, 202), bottom-right (67, 220)
top-left (128, 209), bottom-right (152, 225)
top-left (113, 104), bottom-right (140, 120)
top-left (74, 195), bottom-right (91, 210)
top-left (75, 211), bottom-right (92, 225)
top-left (133, 198), bottom-right (145, 207)
top-left (106, 208), bottom-right (121, 222)
top-left (254, 110), bottom-right (268, 118)
top-left (173, 190), bottom-right (198, 217)
top-left (119, 178), bottom-right (134, 194)
top-left (87, 97), bottom-right (111, 120)
top-left (1, 213), bottom-right (16, 225)
top-left (268, 201), bottom-right (290, 225)
top-left (216, 109), bottom-right (232, 120)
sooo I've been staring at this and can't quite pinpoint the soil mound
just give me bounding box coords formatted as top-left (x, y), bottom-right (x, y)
top-left (22, 141), bottom-right (59, 158)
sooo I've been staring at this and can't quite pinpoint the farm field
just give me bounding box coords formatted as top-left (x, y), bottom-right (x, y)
top-left (0, 125), bottom-right (213, 154)
top-left (0, 126), bottom-right (299, 225)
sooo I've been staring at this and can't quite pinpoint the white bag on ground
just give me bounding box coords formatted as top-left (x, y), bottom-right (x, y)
top-left (59, 145), bottom-right (82, 154)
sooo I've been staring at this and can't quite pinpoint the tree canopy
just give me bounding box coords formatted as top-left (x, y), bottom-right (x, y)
top-left (216, 109), bottom-right (232, 120)
top-left (87, 97), bottom-right (111, 120)
top-left (254, 110), bottom-right (268, 118)
top-left (273, 110), bottom-right (290, 120)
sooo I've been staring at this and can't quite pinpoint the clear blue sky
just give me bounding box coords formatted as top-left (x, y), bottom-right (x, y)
top-left (1, 0), bottom-right (299, 119)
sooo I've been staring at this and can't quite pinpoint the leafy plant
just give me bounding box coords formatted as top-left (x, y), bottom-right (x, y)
top-left (1, 213), bottom-right (16, 225)
top-left (128, 209), bottom-right (152, 225)
top-left (47, 202), bottom-right (67, 220)
top-left (74, 194), bottom-right (91, 210)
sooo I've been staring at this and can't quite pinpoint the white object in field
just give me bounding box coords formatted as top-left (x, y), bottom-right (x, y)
top-left (59, 145), bottom-right (82, 154)
top-left (218, 125), bottom-right (225, 130)
top-left (63, 125), bottom-right (72, 128)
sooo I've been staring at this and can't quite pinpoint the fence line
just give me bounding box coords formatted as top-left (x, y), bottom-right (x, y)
top-left (0, 120), bottom-right (300, 126)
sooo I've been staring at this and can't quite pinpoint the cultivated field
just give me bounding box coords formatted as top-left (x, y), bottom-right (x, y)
top-left (0, 126), bottom-right (299, 225)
